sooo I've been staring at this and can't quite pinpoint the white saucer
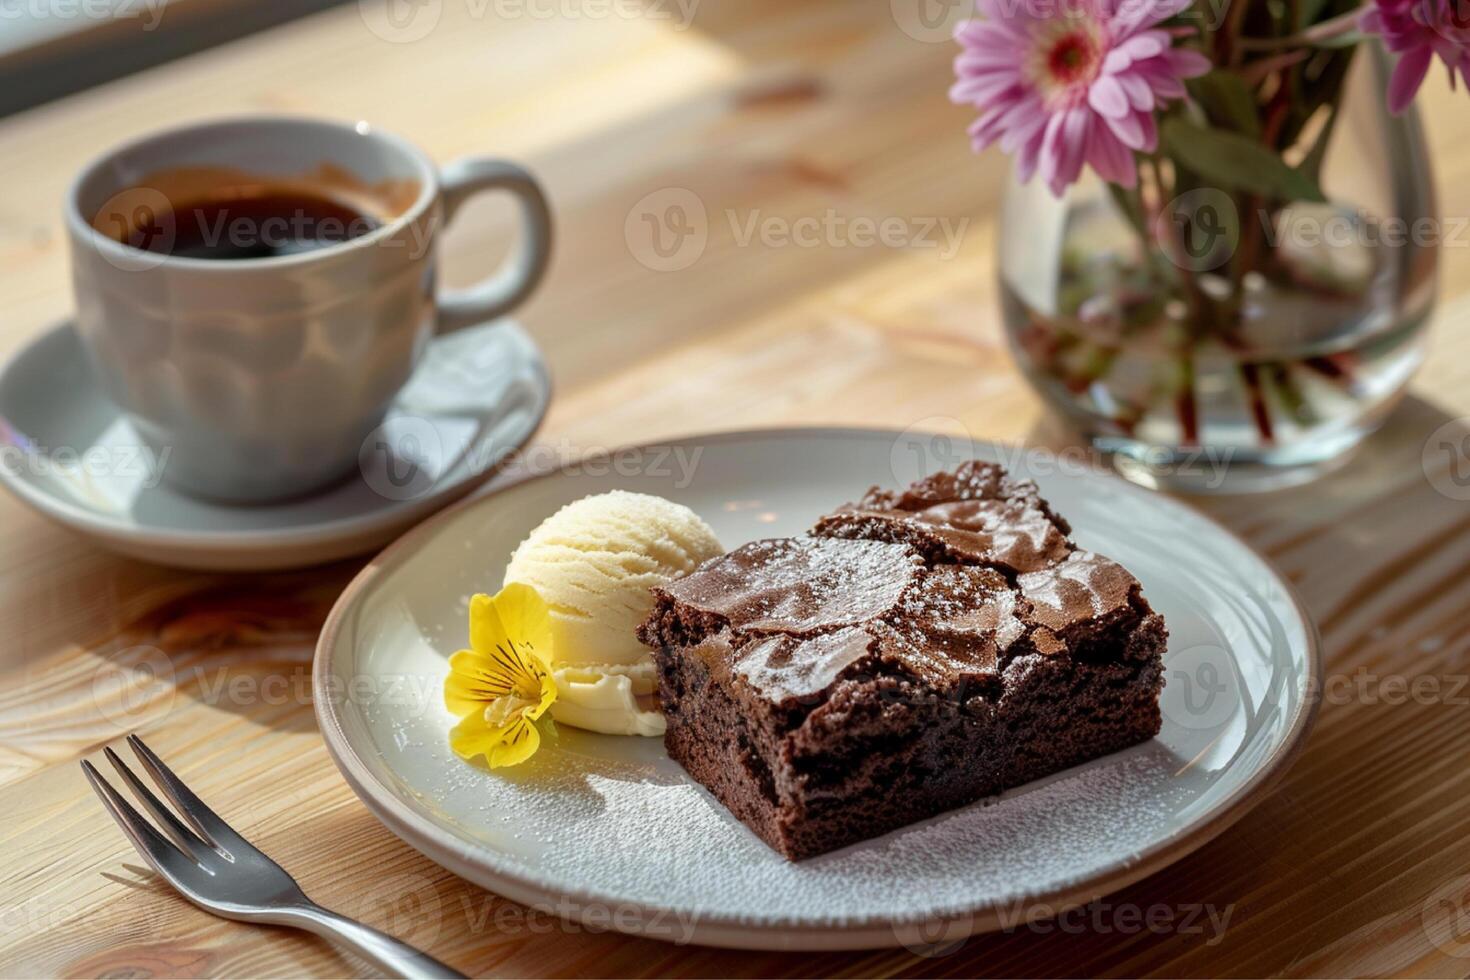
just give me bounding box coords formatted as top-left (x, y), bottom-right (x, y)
top-left (315, 428), bottom-right (1319, 950)
top-left (0, 319), bottom-right (549, 571)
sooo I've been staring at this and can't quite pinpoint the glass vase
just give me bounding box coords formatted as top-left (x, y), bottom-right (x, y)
top-left (997, 45), bottom-right (1438, 493)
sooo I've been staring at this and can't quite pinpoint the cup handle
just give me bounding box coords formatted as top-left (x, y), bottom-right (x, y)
top-left (434, 158), bottom-right (552, 334)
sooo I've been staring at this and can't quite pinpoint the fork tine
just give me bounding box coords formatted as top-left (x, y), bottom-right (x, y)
top-left (104, 746), bottom-right (214, 858)
top-left (126, 735), bottom-right (249, 854)
top-left (81, 759), bottom-right (189, 880)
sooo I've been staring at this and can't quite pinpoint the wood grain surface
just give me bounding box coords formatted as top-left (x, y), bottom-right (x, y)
top-left (3, 1), bottom-right (1470, 976)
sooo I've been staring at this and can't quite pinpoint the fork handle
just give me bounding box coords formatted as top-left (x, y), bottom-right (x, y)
top-left (282, 902), bottom-right (466, 979)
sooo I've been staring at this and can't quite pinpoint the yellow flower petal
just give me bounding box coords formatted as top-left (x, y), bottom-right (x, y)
top-left (528, 671), bottom-right (557, 721)
top-left (468, 584), bottom-right (554, 667)
top-left (449, 710), bottom-right (543, 768)
top-left (444, 650), bottom-right (509, 717)
top-left (467, 592), bottom-right (507, 659)
top-left (448, 710), bottom-right (501, 761)
top-left (487, 715), bottom-right (541, 768)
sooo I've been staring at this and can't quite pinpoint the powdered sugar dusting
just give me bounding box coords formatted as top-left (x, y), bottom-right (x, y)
top-left (387, 703), bottom-right (1188, 925)
top-left (735, 627), bottom-right (875, 702)
top-left (1019, 550), bottom-right (1123, 620)
top-left (668, 537), bottom-right (922, 634)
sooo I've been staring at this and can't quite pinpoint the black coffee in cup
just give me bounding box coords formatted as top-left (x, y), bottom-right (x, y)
top-left (123, 189), bottom-right (381, 260)
top-left (92, 165), bottom-right (403, 260)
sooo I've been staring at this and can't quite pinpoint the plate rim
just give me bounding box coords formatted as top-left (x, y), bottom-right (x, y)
top-left (0, 318), bottom-right (552, 553)
top-left (312, 426), bottom-right (1322, 950)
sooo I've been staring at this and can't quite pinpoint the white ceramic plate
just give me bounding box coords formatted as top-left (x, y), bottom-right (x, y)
top-left (314, 428), bottom-right (1319, 950)
top-left (0, 319), bottom-right (549, 570)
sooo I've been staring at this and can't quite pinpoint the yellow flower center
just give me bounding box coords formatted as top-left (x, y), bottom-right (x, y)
top-left (484, 693), bottom-right (539, 728)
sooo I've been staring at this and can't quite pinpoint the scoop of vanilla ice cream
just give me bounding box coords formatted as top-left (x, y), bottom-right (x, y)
top-left (503, 490), bottom-right (722, 736)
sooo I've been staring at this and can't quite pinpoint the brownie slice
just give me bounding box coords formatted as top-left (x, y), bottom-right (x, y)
top-left (638, 461), bottom-right (1166, 860)
top-left (812, 461), bottom-right (1073, 573)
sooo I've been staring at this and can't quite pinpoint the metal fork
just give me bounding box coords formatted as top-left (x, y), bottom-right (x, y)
top-left (82, 735), bottom-right (465, 979)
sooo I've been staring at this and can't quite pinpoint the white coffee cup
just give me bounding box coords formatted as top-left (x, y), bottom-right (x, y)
top-left (66, 116), bottom-right (552, 503)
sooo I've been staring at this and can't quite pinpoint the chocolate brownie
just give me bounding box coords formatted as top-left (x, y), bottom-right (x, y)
top-left (637, 461), bottom-right (1166, 860)
top-left (812, 463), bottom-right (1073, 573)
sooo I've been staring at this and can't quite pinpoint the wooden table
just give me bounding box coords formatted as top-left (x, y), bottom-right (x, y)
top-left (3, 2), bottom-right (1469, 975)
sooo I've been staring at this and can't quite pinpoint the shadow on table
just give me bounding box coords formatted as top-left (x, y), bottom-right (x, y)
top-left (76, 559), bottom-right (363, 738)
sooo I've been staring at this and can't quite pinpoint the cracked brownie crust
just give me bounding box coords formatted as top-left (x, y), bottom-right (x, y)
top-left (637, 461), bottom-right (1167, 860)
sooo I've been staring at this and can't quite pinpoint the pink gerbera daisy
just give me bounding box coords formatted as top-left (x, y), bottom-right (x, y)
top-left (950, 0), bottom-right (1211, 195)
top-left (1361, 0), bottom-right (1470, 113)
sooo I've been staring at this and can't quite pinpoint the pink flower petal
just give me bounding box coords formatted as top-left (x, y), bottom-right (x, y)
top-left (1015, 129), bottom-right (1045, 183)
top-left (1109, 0), bottom-right (1189, 39)
top-left (1135, 109), bottom-right (1159, 152)
top-left (952, 77), bottom-right (1025, 106)
top-left (1117, 32), bottom-right (1167, 61)
top-left (1087, 126), bottom-right (1138, 186)
top-left (1104, 108), bottom-right (1146, 149)
top-left (1038, 111), bottom-right (1069, 195)
top-left (1116, 71), bottom-right (1155, 109)
top-left (1103, 47), bottom-right (1136, 74)
top-left (1166, 47), bottom-right (1213, 77)
top-left (1136, 61), bottom-right (1187, 98)
top-left (1050, 108), bottom-right (1091, 194)
top-left (959, 19), bottom-right (1027, 47)
top-left (999, 105), bottom-right (1050, 152)
top-left (1148, 0), bottom-right (1195, 20)
top-left (956, 46), bottom-right (1025, 71)
top-left (1088, 74), bottom-right (1132, 117)
top-left (1388, 44), bottom-right (1434, 112)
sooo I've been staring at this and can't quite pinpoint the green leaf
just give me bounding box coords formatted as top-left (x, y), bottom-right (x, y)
top-left (1188, 71), bottom-right (1262, 138)
top-left (1161, 117), bottom-right (1327, 202)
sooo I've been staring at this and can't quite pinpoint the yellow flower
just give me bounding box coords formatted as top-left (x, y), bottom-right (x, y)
top-left (444, 583), bottom-right (557, 768)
